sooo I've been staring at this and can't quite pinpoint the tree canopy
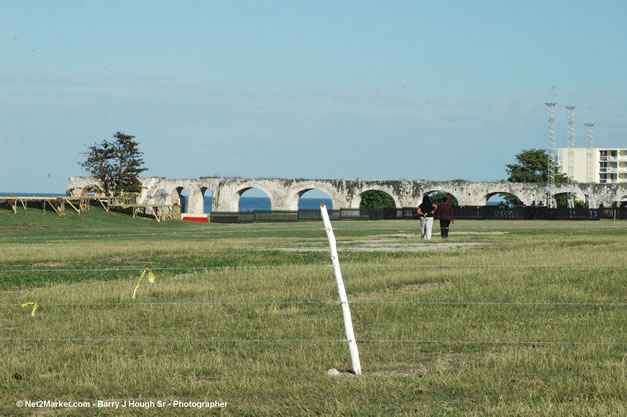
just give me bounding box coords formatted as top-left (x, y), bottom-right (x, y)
top-left (80, 132), bottom-right (147, 195)
top-left (506, 148), bottom-right (568, 184)
top-left (360, 190), bottom-right (396, 209)
top-left (488, 192), bottom-right (523, 207)
top-left (428, 191), bottom-right (459, 206)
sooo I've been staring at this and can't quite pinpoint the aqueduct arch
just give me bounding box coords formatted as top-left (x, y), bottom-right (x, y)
top-left (171, 187), bottom-right (187, 213)
top-left (485, 191), bottom-right (524, 206)
top-left (80, 185), bottom-right (104, 197)
top-left (237, 186), bottom-right (273, 211)
top-left (423, 189), bottom-right (460, 206)
top-left (68, 176), bottom-right (627, 212)
top-left (357, 189), bottom-right (399, 209)
top-left (285, 183), bottom-right (339, 211)
top-left (553, 190), bottom-right (587, 208)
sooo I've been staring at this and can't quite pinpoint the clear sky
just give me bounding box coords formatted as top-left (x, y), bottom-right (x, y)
top-left (1, 0), bottom-right (626, 193)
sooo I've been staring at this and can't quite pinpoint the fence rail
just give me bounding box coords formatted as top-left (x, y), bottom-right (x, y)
top-left (4, 198), bottom-right (624, 222)
top-left (209, 207), bottom-right (627, 223)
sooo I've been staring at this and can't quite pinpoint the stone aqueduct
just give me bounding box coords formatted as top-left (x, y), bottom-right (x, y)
top-left (68, 176), bottom-right (627, 212)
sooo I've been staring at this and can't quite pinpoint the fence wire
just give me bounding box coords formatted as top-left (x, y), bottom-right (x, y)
top-left (2, 300), bottom-right (626, 307)
top-left (1, 263), bottom-right (625, 274)
top-left (1, 337), bottom-right (624, 346)
top-left (1, 221), bottom-right (626, 242)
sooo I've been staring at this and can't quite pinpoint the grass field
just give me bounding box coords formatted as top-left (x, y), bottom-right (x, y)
top-left (1, 206), bottom-right (625, 416)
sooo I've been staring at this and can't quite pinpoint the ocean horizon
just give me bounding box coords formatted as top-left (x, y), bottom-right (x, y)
top-left (0, 193), bottom-right (332, 213)
top-left (0, 192), bottom-right (511, 210)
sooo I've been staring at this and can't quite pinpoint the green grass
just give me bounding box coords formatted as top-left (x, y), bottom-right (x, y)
top-left (1, 206), bottom-right (625, 416)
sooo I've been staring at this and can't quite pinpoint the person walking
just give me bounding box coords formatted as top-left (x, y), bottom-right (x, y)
top-left (435, 197), bottom-right (454, 238)
top-left (417, 195), bottom-right (437, 240)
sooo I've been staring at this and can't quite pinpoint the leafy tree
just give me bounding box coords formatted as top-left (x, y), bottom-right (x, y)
top-left (506, 148), bottom-right (572, 207)
top-left (80, 140), bottom-right (116, 195)
top-left (506, 148), bottom-right (569, 184)
top-left (428, 191), bottom-right (459, 206)
top-left (80, 132), bottom-right (147, 195)
top-left (111, 132), bottom-right (146, 194)
top-left (553, 194), bottom-right (585, 208)
top-left (360, 190), bottom-right (396, 209)
top-left (489, 192), bottom-right (523, 207)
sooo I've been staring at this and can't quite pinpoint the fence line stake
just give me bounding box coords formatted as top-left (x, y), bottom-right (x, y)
top-left (320, 204), bottom-right (361, 375)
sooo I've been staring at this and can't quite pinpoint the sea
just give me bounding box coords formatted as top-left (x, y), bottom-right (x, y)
top-left (0, 193), bottom-right (332, 213)
top-left (1, 192), bottom-right (508, 210)
top-left (222, 197), bottom-right (332, 212)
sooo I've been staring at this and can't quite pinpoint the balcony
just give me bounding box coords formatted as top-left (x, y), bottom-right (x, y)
top-left (600, 167), bottom-right (627, 174)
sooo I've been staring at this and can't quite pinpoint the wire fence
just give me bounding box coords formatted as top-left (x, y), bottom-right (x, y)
top-left (1, 337), bottom-right (624, 346)
top-left (2, 220), bottom-right (625, 355)
top-left (2, 221), bottom-right (626, 243)
top-left (0, 227), bottom-right (335, 241)
top-left (2, 300), bottom-right (626, 307)
top-left (209, 206), bottom-right (627, 223)
top-left (0, 220), bottom-right (624, 412)
top-left (1, 262), bottom-right (626, 274)
top-left (4, 286), bottom-right (625, 347)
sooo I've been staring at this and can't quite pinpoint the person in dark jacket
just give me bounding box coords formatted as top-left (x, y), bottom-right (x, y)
top-left (417, 195), bottom-right (437, 240)
top-left (435, 197), bottom-right (454, 238)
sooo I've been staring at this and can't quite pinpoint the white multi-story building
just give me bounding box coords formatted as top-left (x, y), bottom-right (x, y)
top-left (558, 147), bottom-right (627, 184)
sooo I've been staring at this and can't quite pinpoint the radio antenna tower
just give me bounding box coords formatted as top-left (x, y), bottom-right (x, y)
top-left (545, 103), bottom-right (557, 206)
top-left (585, 122), bottom-right (595, 183)
top-left (565, 106), bottom-right (576, 182)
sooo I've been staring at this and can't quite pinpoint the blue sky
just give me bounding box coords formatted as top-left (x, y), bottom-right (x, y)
top-left (1, 0), bottom-right (626, 193)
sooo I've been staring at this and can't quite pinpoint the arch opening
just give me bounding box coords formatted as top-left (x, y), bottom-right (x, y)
top-left (172, 187), bottom-right (188, 213)
top-left (359, 190), bottom-right (396, 209)
top-left (298, 189), bottom-right (333, 210)
top-left (425, 190), bottom-right (459, 206)
top-left (201, 187), bottom-right (214, 214)
top-left (238, 187), bottom-right (271, 212)
top-left (553, 192), bottom-right (585, 208)
top-left (485, 192), bottom-right (523, 207)
top-left (81, 185), bottom-right (104, 197)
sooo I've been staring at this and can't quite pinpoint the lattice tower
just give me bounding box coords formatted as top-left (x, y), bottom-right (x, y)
top-left (565, 106), bottom-right (576, 182)
top-left (545, 103), bottom-right (557, 186)
top-left (585, 123), bottom-right (595, 183)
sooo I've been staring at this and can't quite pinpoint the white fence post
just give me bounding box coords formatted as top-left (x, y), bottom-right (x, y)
top-left (320, 204), bottom-right (362, 375)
